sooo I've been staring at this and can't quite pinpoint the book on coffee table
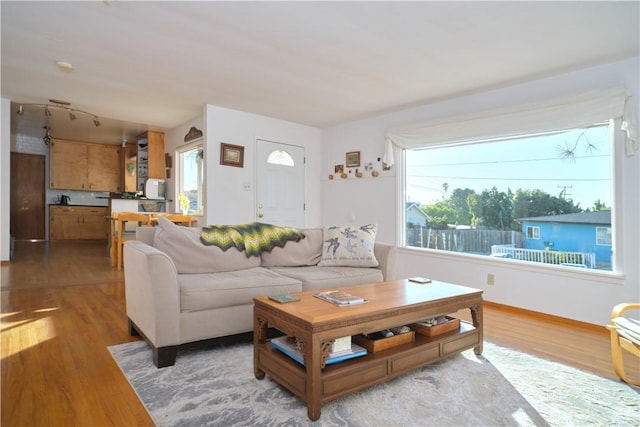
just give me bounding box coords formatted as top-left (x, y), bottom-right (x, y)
top-left (314, 290), bottom-right (367, 306)
top-left (268, 294), bottom-right (300, 304)
top-left (270, 336), bottom-right (367, 366)
top-left (409, 277), bottom-right (432, 284)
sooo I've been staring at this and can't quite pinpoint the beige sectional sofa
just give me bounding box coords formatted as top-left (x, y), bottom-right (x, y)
top-left (124, 217), bottom-right (396, 367)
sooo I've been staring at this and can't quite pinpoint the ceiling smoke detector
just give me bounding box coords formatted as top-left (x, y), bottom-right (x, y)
top-left (55, 61), bottom-right (74, 73)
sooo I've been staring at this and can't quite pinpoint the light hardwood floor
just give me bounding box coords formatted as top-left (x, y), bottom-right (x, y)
top-left (1, 240), bottom-right (637, 426)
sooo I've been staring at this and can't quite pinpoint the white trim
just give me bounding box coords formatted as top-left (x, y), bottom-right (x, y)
top-left (396, 245), bottom-right (626, 284)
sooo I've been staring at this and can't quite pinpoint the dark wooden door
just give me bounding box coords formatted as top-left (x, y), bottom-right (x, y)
top-left (10, 153), bottom-right (46, 240)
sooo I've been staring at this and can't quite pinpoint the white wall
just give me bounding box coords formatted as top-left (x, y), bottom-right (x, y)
top-left (0, 98), bottom-right (11, 261)
top-left (321, 57), bottom-right (640, 326)
top-left (204, 105), bottom-right (322, 227)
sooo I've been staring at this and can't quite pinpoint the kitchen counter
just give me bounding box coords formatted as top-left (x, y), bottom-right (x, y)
top-left (49, 203), bottom-right (107, 207)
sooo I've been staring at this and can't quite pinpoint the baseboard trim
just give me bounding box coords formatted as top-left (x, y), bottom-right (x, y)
top-left (484, 300), bottom-right (608, 335)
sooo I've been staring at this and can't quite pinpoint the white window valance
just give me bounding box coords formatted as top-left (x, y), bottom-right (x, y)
top-left (384, 87), bottom-right (637, 167)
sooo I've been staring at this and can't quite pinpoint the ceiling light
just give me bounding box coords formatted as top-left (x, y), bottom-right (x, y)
top-left (15, 100), bottom-right (101, 127)
top-left (55, 61), bottom-right (74, 73)
top-left (43, 126), bottom-right (52, 146)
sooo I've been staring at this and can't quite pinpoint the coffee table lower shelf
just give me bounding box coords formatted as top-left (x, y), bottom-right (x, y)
top-left (256, 321), bottom-right (479, 406)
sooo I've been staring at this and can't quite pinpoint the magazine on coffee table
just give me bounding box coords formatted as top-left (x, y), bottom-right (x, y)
top-left (270, 336), bottom-right (367, 366)
top-left (314, 290), bottom-right (368, 306)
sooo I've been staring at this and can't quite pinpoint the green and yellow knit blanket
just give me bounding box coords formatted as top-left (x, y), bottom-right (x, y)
top-left (200, 222), bottom-right (305, 257)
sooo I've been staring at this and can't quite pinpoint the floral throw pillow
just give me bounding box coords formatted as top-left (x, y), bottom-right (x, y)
top-left (318, 224), bottom-right (378, 267)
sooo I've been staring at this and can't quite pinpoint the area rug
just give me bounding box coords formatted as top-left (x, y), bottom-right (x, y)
top-left (108, 340), bottom-right (639, 427)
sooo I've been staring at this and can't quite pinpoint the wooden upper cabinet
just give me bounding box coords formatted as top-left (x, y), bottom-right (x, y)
top-left (142, 131), bottom-right (165, 179)
top-left (88, 144), bottom-right (120, 191)
top-left (50, 140), bottom-right (88, 191)
top-left (50, 139), bottom-right (121, 192)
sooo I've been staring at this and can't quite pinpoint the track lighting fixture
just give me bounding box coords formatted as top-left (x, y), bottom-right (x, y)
top-left (15, 99), bottom-right (101, 127)
top-left (43, 126), bottom-right (52, 146)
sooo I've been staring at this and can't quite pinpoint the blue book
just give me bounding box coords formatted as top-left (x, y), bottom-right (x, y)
top-left (268, 294), bottom-right (300, 304)
top-left (270, 336), bottom-right (367, 366)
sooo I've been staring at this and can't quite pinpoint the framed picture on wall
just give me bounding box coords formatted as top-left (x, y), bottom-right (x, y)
top-left (346, 151), bottom-right (361, 168)
top-left (220, 143), bottom-right (244, 167)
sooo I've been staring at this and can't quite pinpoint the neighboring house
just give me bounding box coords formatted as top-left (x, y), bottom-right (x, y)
top-left (406, 202), bottom-right (430, 226)
top-left (517, 211), bottom-right (612, 266)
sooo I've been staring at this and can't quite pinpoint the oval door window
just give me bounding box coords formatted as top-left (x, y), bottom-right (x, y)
top-left (266, 150), bottom-right (294, 167)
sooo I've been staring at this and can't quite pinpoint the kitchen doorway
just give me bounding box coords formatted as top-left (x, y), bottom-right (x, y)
top-left (10, 152), bottom-right (46, 240)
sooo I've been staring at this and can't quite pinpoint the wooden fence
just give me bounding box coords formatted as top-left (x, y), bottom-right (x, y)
top-left (406, 227), bottom-right (525, 254)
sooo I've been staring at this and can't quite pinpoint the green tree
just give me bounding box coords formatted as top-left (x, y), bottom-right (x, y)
top-left (468, 187), bottom-right (514, 230)
top-left (513, 189), bottom-right (582, 220)
top-left (591, 199), bottom-right (608, 211)
top-left (422, 202), bottom-right (455, 229)
top-left (446, 188), bottom-right (475, 225)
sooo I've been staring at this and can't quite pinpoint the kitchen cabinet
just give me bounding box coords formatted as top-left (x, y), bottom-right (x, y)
top-left (50, 206), bottom-right (109, 240)
top-left (123, 143), bottom-right (137, 192)
top-left (88, 144), bottom-right (121, 191)
top-left (136, 131), bottom-right (165, 192)
top-left (50, 139), bottom-right (121, 192)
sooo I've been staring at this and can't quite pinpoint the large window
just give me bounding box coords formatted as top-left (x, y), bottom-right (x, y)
top-left (177, 141), bottom-right (204, 215)
top-left (404, 124), bottom-right (614, 271)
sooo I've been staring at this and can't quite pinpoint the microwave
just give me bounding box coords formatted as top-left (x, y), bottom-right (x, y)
top-left (145, 179), bottom-right (165, 199)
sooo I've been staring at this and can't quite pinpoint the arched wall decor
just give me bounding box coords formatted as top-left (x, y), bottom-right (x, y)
top-left (184, 126), bottom-right (203, 143)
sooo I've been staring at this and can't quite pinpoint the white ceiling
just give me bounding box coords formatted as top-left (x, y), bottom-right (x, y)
top-left (2, 1), bottom-right (639, 145)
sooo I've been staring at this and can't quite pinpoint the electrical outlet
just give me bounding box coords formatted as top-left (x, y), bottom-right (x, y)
top-left (487, 274), bottom-right (495, 286)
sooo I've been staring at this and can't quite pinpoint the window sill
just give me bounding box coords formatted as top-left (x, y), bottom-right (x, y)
top-left (397, 245), bottom-right (626, 284)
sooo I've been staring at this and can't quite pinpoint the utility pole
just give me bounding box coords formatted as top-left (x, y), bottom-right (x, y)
top-left (558, 185), bottom-right (573, 199)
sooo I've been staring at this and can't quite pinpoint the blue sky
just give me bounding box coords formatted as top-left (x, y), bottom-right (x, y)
top-left (405, 125), bottom-right (611, 210)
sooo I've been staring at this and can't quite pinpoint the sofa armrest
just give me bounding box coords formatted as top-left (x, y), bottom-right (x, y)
top-left (124, 240), bottom-right (181, 348)
top-left (374, 242), bottom-right (397, 281)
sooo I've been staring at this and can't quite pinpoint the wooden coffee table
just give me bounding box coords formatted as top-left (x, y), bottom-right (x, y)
top-left (253, 279), bottom-right (483, 420)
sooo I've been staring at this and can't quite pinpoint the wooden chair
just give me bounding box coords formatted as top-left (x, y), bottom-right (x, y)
top-left (111, 212), bottom-right (152, 271)
top-left (606, 302), bottom-right (640, 386)
top-left (153, 213), bottom-right (194, 227)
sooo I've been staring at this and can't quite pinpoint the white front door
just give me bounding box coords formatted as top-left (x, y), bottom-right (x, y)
top-left (256, 139), bottom-right (305, 227)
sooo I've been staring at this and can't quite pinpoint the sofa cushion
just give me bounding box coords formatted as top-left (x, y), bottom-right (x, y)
top-left (179, 267), bottom-right (302, 312)
top-left (153, 216), bottom-right (260, 274)
top-left (271, 266), bottom-right (383, 292)
top-left (318, 224), bottom-right (379, 267)
top-left (261, 228), bottom-right (323, 267)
